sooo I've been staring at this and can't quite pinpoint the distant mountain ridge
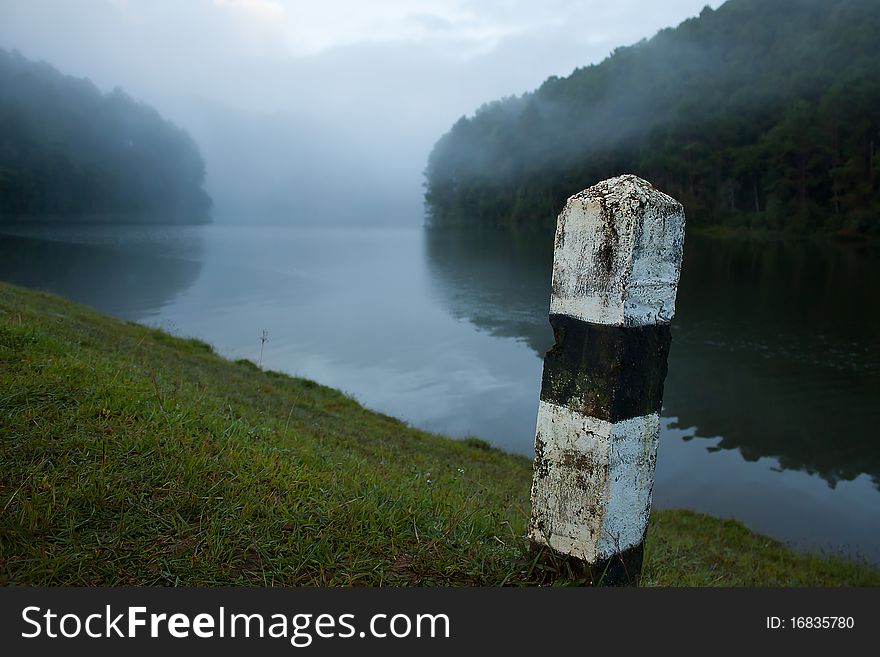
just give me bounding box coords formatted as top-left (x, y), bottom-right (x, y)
top-left (0, 49), bottom-right (211, 223)
top-left (424, 0), bottom-right (880, 235)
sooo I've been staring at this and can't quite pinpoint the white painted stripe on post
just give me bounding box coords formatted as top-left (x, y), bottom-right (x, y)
top-left (530, 399), bottom-right (660, 563)
top-left (548, 175), bottom-right (685, 327)
top-left (599, 411), bottom-right (660, 560)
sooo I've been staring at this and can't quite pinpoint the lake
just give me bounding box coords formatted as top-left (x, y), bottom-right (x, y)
top-left (1, 222), bottom-right (878, 563)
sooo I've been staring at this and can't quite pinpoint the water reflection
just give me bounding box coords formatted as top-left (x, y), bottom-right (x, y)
top-left (425, 227), bottom-right (880, 491)
top-left (424, 228), bottom-right (555, 355)
top-left (0, 225), bottom-right (204, 321)
top-left (1, 222), bottom-right (876, 559)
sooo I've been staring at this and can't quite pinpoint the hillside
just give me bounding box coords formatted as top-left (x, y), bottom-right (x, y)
top-left (1, 281), bottom-right (877, 585)
top-left (424, 0), bottom-right (880, 235)
top-left (0, 49), bottom-right (211, 223)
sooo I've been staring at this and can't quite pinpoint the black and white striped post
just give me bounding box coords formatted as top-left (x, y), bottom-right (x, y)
top-left (529, 174), bottom-right (685, 586)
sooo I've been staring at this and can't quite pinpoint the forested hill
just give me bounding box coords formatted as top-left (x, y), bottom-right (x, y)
top-left (424, 0), bottom-right (880, 235)
top-left (0, 49), bottom-right (211, 223)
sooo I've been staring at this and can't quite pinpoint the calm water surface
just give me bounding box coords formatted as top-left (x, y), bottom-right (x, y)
top-left (1, 223), bottom-right (878, 562)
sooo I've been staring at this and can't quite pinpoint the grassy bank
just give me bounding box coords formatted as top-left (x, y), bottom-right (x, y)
top-left (0, 282), bottom-right (876, 586)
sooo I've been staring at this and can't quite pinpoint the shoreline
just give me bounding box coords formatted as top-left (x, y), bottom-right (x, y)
top-left (1, 281), bottom-right (877, 586)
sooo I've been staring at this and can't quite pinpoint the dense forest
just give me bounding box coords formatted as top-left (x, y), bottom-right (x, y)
top-left (424, 0), bottom-right (880, 235)
top-left (0, 49), bottom-right (211, 223)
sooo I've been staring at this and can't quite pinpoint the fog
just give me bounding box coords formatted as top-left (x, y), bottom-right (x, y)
top-left (0, 0), bottom-right (721, 225)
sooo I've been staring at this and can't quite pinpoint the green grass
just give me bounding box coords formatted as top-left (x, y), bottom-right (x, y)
top-left (0, 281), bottom-right (877, 586)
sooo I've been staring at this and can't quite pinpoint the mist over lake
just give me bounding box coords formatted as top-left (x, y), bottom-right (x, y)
top-left (1, 221), bottom-right (877, 562)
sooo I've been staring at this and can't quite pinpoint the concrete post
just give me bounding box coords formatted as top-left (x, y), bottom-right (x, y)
top-left (529, 174), bottom-right (685, 586)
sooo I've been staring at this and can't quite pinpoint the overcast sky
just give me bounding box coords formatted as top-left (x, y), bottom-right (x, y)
top-left (0, 0), bottom-right (723, 223)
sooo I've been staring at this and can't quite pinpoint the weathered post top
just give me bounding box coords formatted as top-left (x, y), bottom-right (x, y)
top-left (550, 174), bottom-right (685, 327)
top-left (530, 174), bottom-right (685, 585)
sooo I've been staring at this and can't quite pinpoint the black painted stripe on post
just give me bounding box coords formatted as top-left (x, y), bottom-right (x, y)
top-left (530, 541), bottom-right (645, 587)
top-left (539, 314), bottom-right (672, 423)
